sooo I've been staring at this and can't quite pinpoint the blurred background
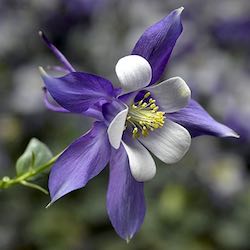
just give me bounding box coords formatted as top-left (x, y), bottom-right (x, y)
top-left (0, 0), bottom-right (250, 249)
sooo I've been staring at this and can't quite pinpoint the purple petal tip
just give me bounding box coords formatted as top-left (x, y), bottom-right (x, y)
top-left (177, 6), bottom-right (184, 13)
top-left (38, 30), bottom-right (43, 37)
top-left (45, 202), bottom-right (52, 209)
top-left (38, 66), bottom-right (48, 77)
top-left (126, 237), bottom-right (131, 244)
top-left (228, 130), bottom-right (240, 138)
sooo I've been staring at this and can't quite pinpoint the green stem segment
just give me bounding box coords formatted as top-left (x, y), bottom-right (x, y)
top-left (0, 153), bottom-right (60, 190)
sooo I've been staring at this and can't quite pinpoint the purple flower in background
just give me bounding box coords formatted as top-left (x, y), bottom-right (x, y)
top-left (64, 0), bottom-right (107, 15)
top-left (39, 7), bottom-right (238, 240)
top-left (212, 16), bottom-right (250, 49)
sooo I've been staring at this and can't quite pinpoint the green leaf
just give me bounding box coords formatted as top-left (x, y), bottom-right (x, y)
top-left (16, 138), bottom-right (53, 176)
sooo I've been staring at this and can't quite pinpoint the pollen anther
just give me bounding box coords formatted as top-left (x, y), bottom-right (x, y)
top-left (126, 91), bottom-right (165, 138)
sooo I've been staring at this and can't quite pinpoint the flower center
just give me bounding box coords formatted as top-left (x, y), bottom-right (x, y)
top-left (126, 92), bottom-right (166, 138)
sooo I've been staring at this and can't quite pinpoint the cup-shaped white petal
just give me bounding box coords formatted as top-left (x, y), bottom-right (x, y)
top-left (139, 119), bottom-right (191, 164)
top-left (115, 55), bottom-right (152, 92)
top-left (108, 107), bottom-right (128, 149)
top-left (122, 138), bottom-right (156, 182)
top-left (147, 77), bottom-right (191, 113)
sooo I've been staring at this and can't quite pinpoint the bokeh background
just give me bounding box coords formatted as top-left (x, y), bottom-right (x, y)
top-left (0, 0), bottom-right (250, 249)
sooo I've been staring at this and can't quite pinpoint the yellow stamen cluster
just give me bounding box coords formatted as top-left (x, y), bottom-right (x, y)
top-left (126, 92), bottom-right (165, 138)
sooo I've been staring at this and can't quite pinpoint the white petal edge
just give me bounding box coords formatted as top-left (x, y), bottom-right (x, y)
top-left (122, 139), bottom-right (156, 182)
top-left (146, 77), bottom-right (191, 113)
top-left (108, 107), bottom-right (128, 149)
top-left (115, 55), bottom-right (152, 93)
top-left (139, 119), bottom-right (191, 164)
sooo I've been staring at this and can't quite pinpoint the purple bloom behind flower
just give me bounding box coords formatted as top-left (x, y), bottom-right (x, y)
top-left (212, 16), bottom-right (250, 49)
top-left (64, 0), bottom-right (107, 16)
top-left (39, 7), bottom-right (238, 240)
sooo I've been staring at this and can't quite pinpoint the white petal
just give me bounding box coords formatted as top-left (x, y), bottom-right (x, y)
top-left (122, 138), bottom-right (156, 182)
top-left (108, 107), bottom-right (128, 149)
top-left (115, 55), bottom-right (152, 92)
top-left (147, 77), bottom-right (191, 113)
top-left (139, 119), bottom-right (191, 164)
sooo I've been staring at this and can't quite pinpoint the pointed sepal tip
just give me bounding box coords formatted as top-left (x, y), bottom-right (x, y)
top-left (229, 130), bottom-right (240, 138)
top-left (38, 30), bottom-right (43, 37)
top-left (38, 66), bottom-right (49, 78)
top-left (45, 202), bottom-right (52, 209)
top-left (176, 6), bottom-right (184, 13)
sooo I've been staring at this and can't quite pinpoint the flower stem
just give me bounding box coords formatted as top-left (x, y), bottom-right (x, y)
top-left (0, 153), bottom-right (61, 190)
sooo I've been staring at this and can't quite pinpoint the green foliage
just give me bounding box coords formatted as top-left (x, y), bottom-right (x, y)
top-left (0, 138), bottom-right (58, 194)
top-left (16, 138), bottom-right (53, 176)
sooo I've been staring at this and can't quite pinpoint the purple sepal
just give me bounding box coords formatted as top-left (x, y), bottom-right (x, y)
top-left (107, 145), bottom-right (146, 241)
top-left (49, 121), bottom-right (110, 203)
top-left (132, 7), bottom-right (183, 85)
top-left (102, 100), bottom-right (126, 124)
top-left (168, 99), bottom-right (239, 138)
top-left (41, 71), bottom-right (116, 114)
top-left (43, 87), bottom-right (70, 113)
top-left (83, 106), bottom-right (105, 120)
top-left (43, 87), bottom-right (104, 120)
top-left (39, 31), bottom-right (76, 72)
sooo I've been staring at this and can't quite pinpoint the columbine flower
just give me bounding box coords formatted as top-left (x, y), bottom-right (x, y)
top-left (39, 7), bottom-right (238, 240)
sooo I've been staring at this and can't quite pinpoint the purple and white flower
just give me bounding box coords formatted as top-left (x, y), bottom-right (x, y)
top-left (39, 7), bottom-right (238, 240)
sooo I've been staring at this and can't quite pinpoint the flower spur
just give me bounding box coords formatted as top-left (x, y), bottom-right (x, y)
top-left (39, 7), bottom-right (238, 240)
